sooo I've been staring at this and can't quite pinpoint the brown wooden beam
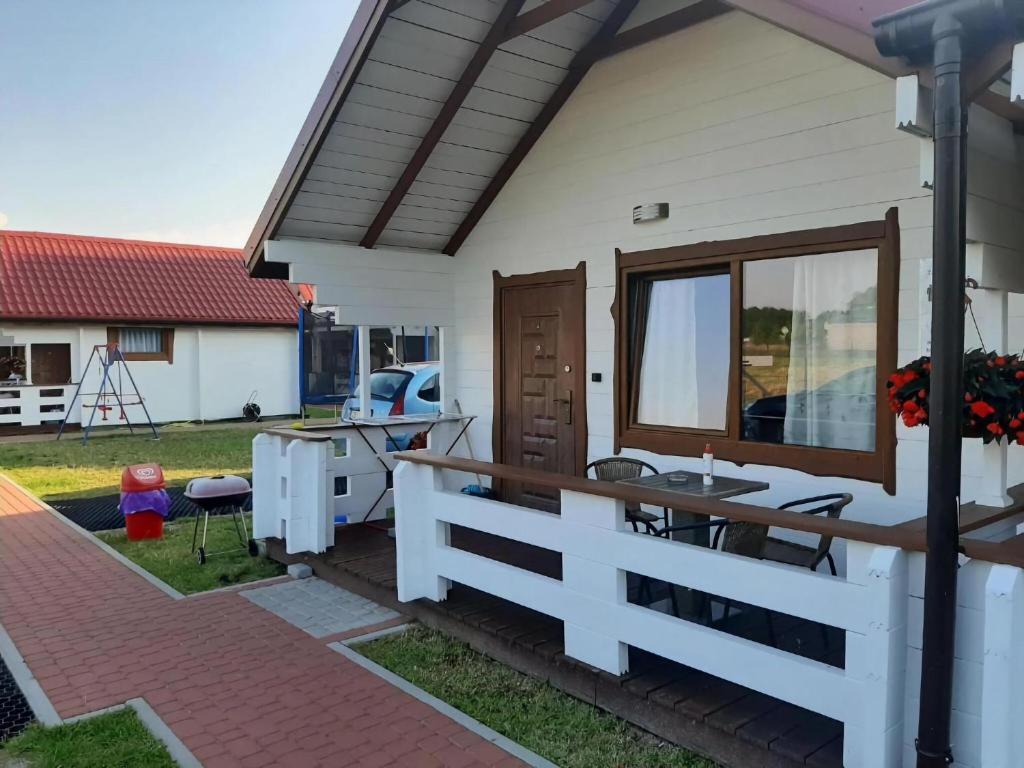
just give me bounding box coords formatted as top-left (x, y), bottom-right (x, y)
top-left (445, 0), bottom-right (640, 256)
top-left (722, 0), bottom-right (912, 80)
top-left (723, 1), bottom-right (1023, 126)
top-left (360, 0), bottom-right (528, 249)
top-left (963, 39), bottom-right (1014, 102)
top-left (245, 0), bottom-right (390, 274)
top-left (603, 0), bottom-right (731, 58)
top-left (502, 0), bottom-right (596, 41)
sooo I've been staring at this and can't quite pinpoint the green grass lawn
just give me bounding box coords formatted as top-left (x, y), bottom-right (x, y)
top-left (97, 513), bottom-right (283, 594)
top-left (0, 426), bottom-right (260, 500)
top-left (355, 626), bottom-right (718, 768)
top-left (0, 425), bottom-right (284, 594)
top-left (0, 709), bottom-right (176, 768)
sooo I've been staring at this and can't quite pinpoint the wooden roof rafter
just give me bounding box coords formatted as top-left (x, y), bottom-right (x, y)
top-left (361, 0), bottom-right (636, 250)
top-left (444, 0), bottom-right (641, 255)
top-left (245, 0), bottom-right (1024, 274)
top-left (359, 0), bottom-right (530, 248)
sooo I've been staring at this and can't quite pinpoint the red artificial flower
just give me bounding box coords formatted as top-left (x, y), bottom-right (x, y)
top-left (970, 401), bottom-right (996, 419)
top-left (988, 423), bottom-right (1004, 436)
top-left (918, 389), bottom-right (927, 399)
top-left (1015, 370), bottom-right (1024, 381)
top-left (1011, 419), bottom-right (1022, 429)
top-left (996, 357), bottom-right (1007, 366)
top-left (904, 400), bottom-right (919, 414)
top-left (1017, 430), bottom-right (1024, 445)
top-left (965, 393), bottom-right (974, 402)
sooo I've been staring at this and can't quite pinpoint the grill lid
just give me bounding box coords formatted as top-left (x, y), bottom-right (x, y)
top-left (185, 474), bottom-right (251, 501)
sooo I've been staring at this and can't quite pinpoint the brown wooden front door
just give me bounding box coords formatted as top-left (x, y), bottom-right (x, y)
top-left (494, 266), bottom-right (586, 512)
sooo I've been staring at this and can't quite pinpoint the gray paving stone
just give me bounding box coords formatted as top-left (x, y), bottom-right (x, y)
top-left (288, 563), bottom-right (313, 579)
top-left (242, 577), bottom-right (400, 638)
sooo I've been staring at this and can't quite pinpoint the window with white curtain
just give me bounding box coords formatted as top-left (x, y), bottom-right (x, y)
top-left (109, 327), bottom-right (172, 362)
top-left (615, 211), bottom-right (900, 493)
top-left (635, 274), bottom-right (730, 430)
top-left (119, 328), bottom-right (164, 354)
top-left (742, 250), bottom-right (878, 453)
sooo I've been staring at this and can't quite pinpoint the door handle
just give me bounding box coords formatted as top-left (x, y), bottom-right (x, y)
top-left (553, 389), bottom-right (572, 425)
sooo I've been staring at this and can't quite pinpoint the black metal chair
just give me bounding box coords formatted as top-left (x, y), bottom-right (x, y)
top-left (585, 457), bottom-right (668, 534)
top-left (760, 494), bottom-right (853, 576)
top-left (650, 493), bottom-right (853, 646)
top-left (587, 458), bottom-right (673, 612)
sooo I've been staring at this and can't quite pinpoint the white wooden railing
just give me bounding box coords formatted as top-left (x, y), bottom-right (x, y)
top-left (252, 420), bottom-right (465, 555)
top-left (394, 459), bottom-right (908, 768)
top-left (0, 385), bottom-right (75, 428)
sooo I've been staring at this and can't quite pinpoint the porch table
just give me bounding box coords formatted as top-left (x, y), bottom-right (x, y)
top-left (618, 470), bottom-right (769, 542)
top-left (618, 470), bottom-right (769, 615)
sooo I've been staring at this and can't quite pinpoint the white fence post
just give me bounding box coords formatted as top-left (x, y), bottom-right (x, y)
top-left (251, 433), bottom-right (277, 540)
top-left (980, 564), bottom-right (1024, 768)
top-left (395, 461), bottom-right (450, 603)
top-left (284, 439), bottom-right (330, 554)
top-left (560, 490), bottom-right (628, 675)
top-left (844, 542), bottom-right (907, 768)
top-left (251, 433), bottom-right (331, 554)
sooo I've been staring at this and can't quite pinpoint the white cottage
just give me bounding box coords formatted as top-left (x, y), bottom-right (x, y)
top-left (246, 2), bottom-right (1024, 766)
top-left (0, 230), bottom-right (301, 431)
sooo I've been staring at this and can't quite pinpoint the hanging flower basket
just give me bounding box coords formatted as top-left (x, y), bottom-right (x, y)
top-left (887, 349), bottom-right (1024, 444)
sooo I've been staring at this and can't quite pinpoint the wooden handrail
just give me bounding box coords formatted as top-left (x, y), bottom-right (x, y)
top-left (263, 427), bottom-right (332, 443)
top-left (393, 452), bottom-right (927, 551)
top-left (897, 483), bottom-right (1024, 535)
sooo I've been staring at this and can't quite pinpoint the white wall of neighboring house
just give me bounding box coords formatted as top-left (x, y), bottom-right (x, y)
top-left (0, 322), bottom-right (298, 425)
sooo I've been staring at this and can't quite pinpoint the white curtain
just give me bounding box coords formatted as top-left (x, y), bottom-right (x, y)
top-left (637, 279), bottom-right (700, 428)
top-left (120, 327), bottom-right (163, 354)
top-left (784, 250), bottom-right (876, 451)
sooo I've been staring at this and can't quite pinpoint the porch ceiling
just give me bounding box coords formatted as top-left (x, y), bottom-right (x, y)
top-left (246, 0), bottom-right (1022, 278)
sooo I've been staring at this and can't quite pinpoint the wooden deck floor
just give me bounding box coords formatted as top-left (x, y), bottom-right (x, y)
top-left (268, 524), bottom-right (845, 768)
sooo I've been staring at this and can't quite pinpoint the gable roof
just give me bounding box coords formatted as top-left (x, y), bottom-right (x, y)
top-left (245, 0), bottom-right (1021, 276)
top-left (0, 230), bottom-right (300, 326)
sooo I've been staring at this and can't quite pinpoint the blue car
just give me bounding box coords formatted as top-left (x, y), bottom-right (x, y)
top-left (341, 362), bottom-right (440, 421)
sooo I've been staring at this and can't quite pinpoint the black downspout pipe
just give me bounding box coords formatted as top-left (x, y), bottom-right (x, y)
top-left (918, 17), bottom-right (967, 767)
top-left (873, 2), bottom-right (1024, 764)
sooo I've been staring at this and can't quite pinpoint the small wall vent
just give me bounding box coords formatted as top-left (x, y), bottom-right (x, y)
top-left (633, 203), bottom-right (669, 224)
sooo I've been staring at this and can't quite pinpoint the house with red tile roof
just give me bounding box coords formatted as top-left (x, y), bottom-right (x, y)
top-left (0, 230), bottom-right (301, 429)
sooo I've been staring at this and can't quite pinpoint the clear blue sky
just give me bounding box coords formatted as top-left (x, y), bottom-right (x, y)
top-left (0, 0), bottom-right (359, 247)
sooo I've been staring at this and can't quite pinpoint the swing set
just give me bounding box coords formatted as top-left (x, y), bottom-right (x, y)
top-left (57, 343), bottom-right (159, 445)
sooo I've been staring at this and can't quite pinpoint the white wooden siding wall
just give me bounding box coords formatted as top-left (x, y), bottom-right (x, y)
top-left (267, 240), bottom-right (456, 327)
top-left (395, 460), bottom-right (910, 767)
top-left (960, 109), bottom-right (1024, 491)
top-left (450, 12), bottom-right (937, 532)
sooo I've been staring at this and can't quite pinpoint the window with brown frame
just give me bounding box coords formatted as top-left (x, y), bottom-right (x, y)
top-left (107, 327), bottom-right (174, 363)
top-left (614, 209), bottom-right (899, 494)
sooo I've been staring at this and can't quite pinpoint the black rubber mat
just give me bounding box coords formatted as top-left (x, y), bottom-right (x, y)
top-left (49, 479), bottom-right (252, 533)
top-left (0, 654), bottom-right (34, 742)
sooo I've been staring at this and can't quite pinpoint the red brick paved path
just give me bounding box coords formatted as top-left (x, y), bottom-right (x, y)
top-left (0, 479), bottom-right (525, 768)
